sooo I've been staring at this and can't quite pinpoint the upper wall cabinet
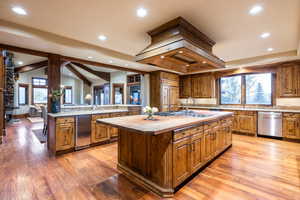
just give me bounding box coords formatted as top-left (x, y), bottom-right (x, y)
top-left (277, 63), bottom-right (300, 97)
top-left (179, 73), bottom-right (215, 98)
top-left (179, 75), bottom-right (191, 98)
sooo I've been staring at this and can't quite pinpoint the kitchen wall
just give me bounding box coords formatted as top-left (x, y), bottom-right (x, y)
top-left (110, 71), bottom-right (128, 104)
top-left (61, 75), bottom-right (84, 105)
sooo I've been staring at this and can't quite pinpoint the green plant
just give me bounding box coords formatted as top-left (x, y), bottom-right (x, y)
top-left (49, 89), bottom-right (64, 102)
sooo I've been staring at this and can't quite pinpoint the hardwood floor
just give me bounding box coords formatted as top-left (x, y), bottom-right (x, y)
top-left (0, 119), bottom-right (300, 200)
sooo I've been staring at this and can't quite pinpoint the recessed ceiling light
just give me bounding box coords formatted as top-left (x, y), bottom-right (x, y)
top-left (249, 5), bottom-right (263, 16)
top-left (137, 8), bottom-right (147, 18)
top-left (185, 64), bottom-right (190, 67)
top-left (260, 32), bottom-right (270, 38)
top-left (160, 56), bottom-right (165, 59)
top-left (109, 60), bottom-right (113, 63)
top-left (267, 48), bottom-right (274, 52)
top-left (178, 51), bottom-right (183, 54)
top-left (17, 61), bottom-right (23, 65)
top-left (87, 56), bottom-right (93, 59)
top-left (125, 64), bottom-right (128, 66)
top-left (202, 61), bottom-right (207, 64)
top-left (12, 6), bottom-right (27, 15)
top-left (98, 35), bottom-right (107, 41)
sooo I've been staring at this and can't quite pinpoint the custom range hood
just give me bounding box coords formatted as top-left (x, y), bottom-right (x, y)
top-left (136, 17), bottom-right (225, 74)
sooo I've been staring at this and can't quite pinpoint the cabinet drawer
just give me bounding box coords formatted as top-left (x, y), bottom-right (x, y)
top-left (173, 130), bottom-right (191, 141)
top-left (56, 117), bottom-right (74, 124)
top-left (92, 114), bottom-right (110, 121)
top-left (283, 113), bottom-right (300, 118)
top-left (190, 126), bottom-right (203, 135)
top-left (210, 122), bottom-right (219, 128)
top-left (110, 112), bottom-right (126, 118)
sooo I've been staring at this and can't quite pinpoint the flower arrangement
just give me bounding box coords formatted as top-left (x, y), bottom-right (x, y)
top-left (143, 106), bottom-right (158, 120)
top-left (49, 89), bottom-right (64, 113)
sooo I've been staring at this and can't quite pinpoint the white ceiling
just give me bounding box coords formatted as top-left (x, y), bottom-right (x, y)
top-left (0, 0), bottom-right (299, 69)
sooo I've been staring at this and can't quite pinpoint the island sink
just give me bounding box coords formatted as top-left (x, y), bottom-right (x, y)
top-left (97, 110), bottom-right (233, 197)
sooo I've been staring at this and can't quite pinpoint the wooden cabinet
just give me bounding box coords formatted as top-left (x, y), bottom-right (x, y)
top-left (93, 123), bottom-right (110, 142)
top-left (227, 110), bottom-right (257, 136)
top-left (179, 75), bottom-right (191, 98)
top-left (277, 63), bottom-right (300, 97)
top-left (150, 71), bottom-right (179, 112)
top-left (283, 113), bottom-right (300, 139)
top-left (191, 73), bottom-right (215, 98)
top-left (55, 117), bottom-right (75, 151)
top-left (173, 137), bottom-right (191, 186)
top-left (190, 133), bottom-right (204, 173)
top-left (91, 114), bottom-right (111, 143)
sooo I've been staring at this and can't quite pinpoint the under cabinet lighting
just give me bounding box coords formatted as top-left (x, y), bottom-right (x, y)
top-left (12, 6), bottom-right (27, 15)
top-left (249, 5), bottom-right (263, 15)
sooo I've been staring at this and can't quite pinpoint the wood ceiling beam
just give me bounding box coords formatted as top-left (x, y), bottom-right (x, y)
top-left (62, 56), bottom-right (147, 74)
top-left (0, 44), bottom-right (49, 57)
top-left (65, 63), bottom-right (91, 86)
top-left (15, 60), bottom-right (48, 73)
top-left (71, 62), bottom-right (110, 81)
top-left (0, 43), bottom-right (148, 74)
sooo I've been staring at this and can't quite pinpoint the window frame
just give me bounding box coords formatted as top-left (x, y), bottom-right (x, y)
top-left (32, 77), bottom-right (48, 105)
top-left (63, 86), bottom-right (73, 104)
top-left (18, 83), bottom-right (29, 105)
top-left (219, 72), bottom-right (274, 106)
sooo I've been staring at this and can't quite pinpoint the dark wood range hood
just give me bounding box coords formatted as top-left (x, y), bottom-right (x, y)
top-left (136, 17), bottom-right (225, 74)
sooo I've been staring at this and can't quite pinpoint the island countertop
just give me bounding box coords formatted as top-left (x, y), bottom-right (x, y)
top-left (97, 110), bottom-right (233, 135)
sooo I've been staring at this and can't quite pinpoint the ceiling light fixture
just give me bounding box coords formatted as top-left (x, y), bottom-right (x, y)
top-left (109, 60), bottom-right (113, 63)
top-left (160, 56), bottom-right (165, 59)
top-left (17, 61), bottom-right (23, 65)
top-left (249, 5), bottom-right (263, 15)
top-left (137, 8), bottom-right (147, 18)
top-left (202, 61), bottom-right (207, 64)
top-left (267, 48), bottom-right (274, 52)
top-left (260, 32), bottom-right (270, 38)
top-left (178, 51), bottom-right (183, 54)
top-left (125, 64), bottom-right (129, 66)
top-left (98, 35), bottom-right (107, 41)
top-left (12, 6), bottom-right (27, 15)
top-left (185, 64), bottom-right (190, 67)
top-left (87, 56), bottom-right (93, 59)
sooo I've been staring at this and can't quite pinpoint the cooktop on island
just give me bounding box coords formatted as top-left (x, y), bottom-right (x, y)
top-left (154, 110), bottom-right (213, 118)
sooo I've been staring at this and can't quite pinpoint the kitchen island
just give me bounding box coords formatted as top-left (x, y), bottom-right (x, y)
top-left (97, 110), bottom-right (233, 197)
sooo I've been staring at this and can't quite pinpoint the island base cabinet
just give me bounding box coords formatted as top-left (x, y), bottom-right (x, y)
top-left (173, 138), bottom-right (191, 186)
top-left (115, 116), bottom-right (233, 198)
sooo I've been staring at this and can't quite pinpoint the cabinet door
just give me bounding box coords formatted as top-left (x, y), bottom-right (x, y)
top-left (203, 130), bottom-right (213, 161)
top-left (215, 127), bottom-right (226, 153)
top-left (279, 64), bottom-right (298, 97)
top-left (92, 123), bottom-right (110, 143)
top-left (169, 86), bottom-right (179, 111)
top-left (179, 76), bottom-right (191, 98)
top-left (238, 114), bottom-right (256, 135)
top-left (110, 127), bottom-right (118, 138)
top-left (56, 123), bottom-right (74, 151)
top-left (283, 117), bottom-right (298, 139)
top-left (173, 138), bottom-right (191, 187)
top-left (225, 126), bottom-right (232, 146)
top-left (190, 133), bottom-right (204, 173)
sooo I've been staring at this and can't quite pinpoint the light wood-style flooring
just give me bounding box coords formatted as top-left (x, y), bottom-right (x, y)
top-left (0, 119), bottom-right (299, 200)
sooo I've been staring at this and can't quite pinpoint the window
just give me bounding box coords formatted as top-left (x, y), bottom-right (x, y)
top-left (113, 84), bottom-right (124, 104)
top-left (220, 73), bottom-right (272, 105)
top-left (220, 76), bottom-right (242, 104)
top-left (63, 86), bottom-right (72, 104)
top-left (245, 73), bottom-right (272, 105)
top-left (94, 84), bottom-right (110, 105)
top-left (32, 77), bottom-right (48, 104)
top-left (18, 84), bottom-right (28, 105)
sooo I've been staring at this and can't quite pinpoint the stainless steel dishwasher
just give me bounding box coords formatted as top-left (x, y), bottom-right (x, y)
top-left (75, 115), bottom-right (91, 150)
top-left (258, 112), bottom-right (282, 138)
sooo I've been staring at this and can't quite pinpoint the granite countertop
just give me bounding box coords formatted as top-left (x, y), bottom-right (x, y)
top-left (180, 105), bottom-right (300, 113)
top-left (48, 109), bottom-right (129, 118)
top-left (97, 110), bottom-right (233, 135)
